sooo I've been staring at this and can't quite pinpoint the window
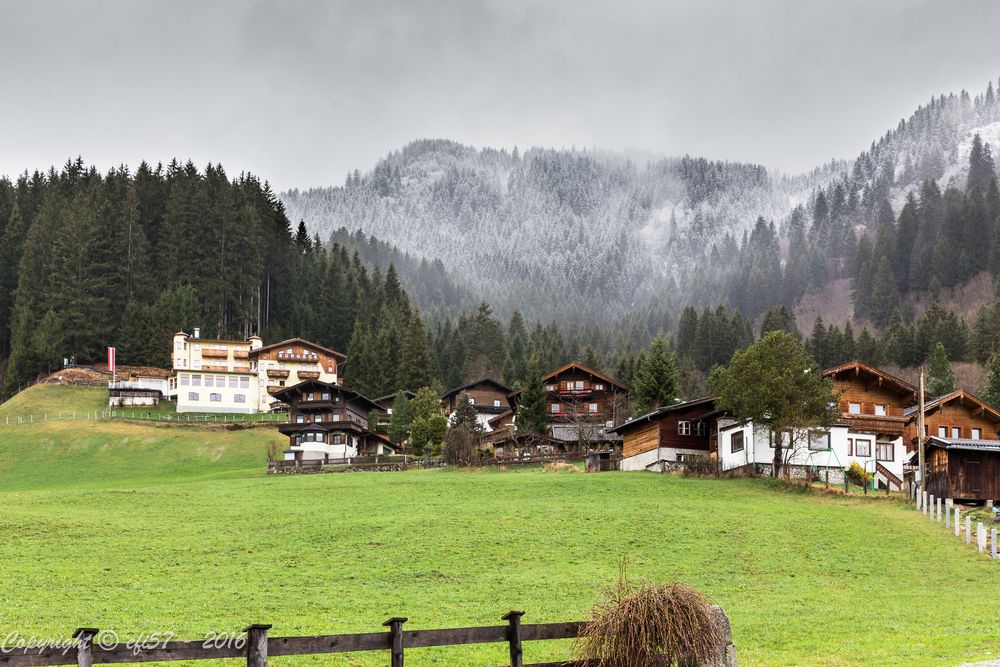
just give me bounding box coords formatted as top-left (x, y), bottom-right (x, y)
top-left (205, 376), bottom-right (214, 388)
top-left (179, 374), bottom-right (190, 387)
top-left (192, 360), bottom-right (201, 369)
top-left (847, 438), bottom-right (853, 456)
top-left (321, 392), bottom-right (331, 401)
top-left (874, 404), bottom-right (887, 416)
top-left (306, 393), bottom-right (314, 401)
top-left (494, 399), bottom-right (501, 408)
top-left (210, 393), bottom-right (221, 402)
top-left (808, 430), bottom-right (830, 451)
top-left (467, 396), bottom-right (475, 404)
top-left (229, 376), bottom-right (238, 388)
top-left (240, 376), bottom-right (249, 389)
top-left (594, 383), bottom-right (604, 391)
top-left (192, 374), bottom-right (202, 387)
top-left (588, 403), bottom-right (598, 413)
top-left (693, 422), bottom-right (707, 437)
top-left (550, 403), bottom-right (560, 414)
top-left (175, 342), bottom-right (183, 350)
top-left (546, 384), bottom-right (556, 392)
top-left (575, 381), bottom-right (584, 390)
top-left (848, 402), bottom-right (861, 415)
top-left (876, 442), bottom-right (893, 461)
top-left (235, 394), bottom-right (246, 404)
top-left (730, 431), bottom-right (744, 453)
top-left (769, 430), bottom-right (791, 449)
top-left (972, 428), bottom-right (982, 440)
top-left (951, 427), bottom-right (961, 438)
top-left (296, 415), bottom-right (305, 424)
top-left (188, 392), bottom-right (199, 401)
top-left (938, 426), bottom-right (947, 437)
top-left (854, 438), bottom-right (872, 457)
top-left (678, 421), bottom-right (691, 436)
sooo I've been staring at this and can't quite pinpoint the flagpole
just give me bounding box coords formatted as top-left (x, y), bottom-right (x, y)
top-left (918, 366), bottom-right (926, 493)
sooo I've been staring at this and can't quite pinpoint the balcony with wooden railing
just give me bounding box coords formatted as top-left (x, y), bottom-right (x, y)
top-left (297, 371), bottom-right (321, 381)
top-left (201, 348), bottom-right (229, 359)
top-left (233, 350), bottom-right (249, 359)
top-left (267, 369), bottom-right (290, 379)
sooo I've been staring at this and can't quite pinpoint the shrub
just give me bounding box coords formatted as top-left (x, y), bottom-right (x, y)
top-left (266, 440), bottom-right (284, 463)
top-left (443, 423), bottom-right (479, 466)
top-left (845, 461), bottom-right (872, 487)
top-left (543, 461), bottom-right (579, 474)
top-left (576, 564), bottom-right (725, 667)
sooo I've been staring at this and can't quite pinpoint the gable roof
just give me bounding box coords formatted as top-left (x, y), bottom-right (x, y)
top-left (608, 396), bottom-right (718, 435)
top-left (249, 338), bottom-right (347, 362)
top-left (541, 361), bottom-right (627, 390)
top-left (269, 379), bottom-right (380, 411)
top-left (488, 409), bottom-right (514, 428)
top-left (822, 360), bottom-right (917, 397)
top-left (441, 377), bottom-right (513, 400)
top-left (373, 390), bottom-right (416, 404)
top-left (904, 389), bottom-right (1000, 422)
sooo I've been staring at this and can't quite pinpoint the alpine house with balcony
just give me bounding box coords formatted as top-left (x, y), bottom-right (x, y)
top-left (249, 338), bottom-right (346, 412)
top-left (272, 380), bottom-right (399, 462)
top-left (440, 378), bottom-right (513, 431)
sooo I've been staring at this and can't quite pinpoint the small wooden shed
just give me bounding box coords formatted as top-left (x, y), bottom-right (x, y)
top-left (924, 437), bottom-right (1000, 502)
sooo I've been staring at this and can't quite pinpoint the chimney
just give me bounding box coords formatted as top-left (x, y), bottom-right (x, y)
top-left (193, 327), bottom-right (200, 339)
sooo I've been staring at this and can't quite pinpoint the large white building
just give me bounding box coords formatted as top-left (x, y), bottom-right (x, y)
top-left (167, 331), bottom-right (344, 414)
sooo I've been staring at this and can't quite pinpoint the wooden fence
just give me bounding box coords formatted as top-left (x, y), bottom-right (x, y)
top-left (0, 615), bottom-right (580, 667)
top-left (0, 607), bottom-right (735, 667)
top-left (269, 455), bottom-right (412, 469)
top-left (912, 485), bottom-right (1000, 559)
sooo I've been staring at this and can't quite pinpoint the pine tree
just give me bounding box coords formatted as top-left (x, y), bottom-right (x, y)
top-left (869, 255), bottom-right (900, 328)
top-left (926, 342), bottom-right (956, 396)
top-left (675, 305), bottom-right (699, 360)
top-left (400, 309), bottom-right (433, 391)
top-left (449, 392), bottom-right (482, 432)
top-left (515, 359), bottom-right (549, 436)
top-left (0, 200), bottom-right (26, 355)
top-left (981, 353), bottom-right (1000, 408)
top-left (759, 304), bottom-right (799, 339)
top-left (501, 310), bottom-right (530, 388)
top-left (632, 335), bottom-right (680, 415)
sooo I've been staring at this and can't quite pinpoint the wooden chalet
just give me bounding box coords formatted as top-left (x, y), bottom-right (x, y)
top-left (609, 397), bottom-right (721, 471)
top-left (251, 338), bottom-right (346, 412)
top-left (823, 360), bottom-right (916, 443)
top-left (272, 380), bottom-right (397, 461)
top-left (924, 436), bottom-right (1000, 502)
top-left (508, 361), bottom-right (628, 424)
top-left (905, 390), bottom-right (1000, 451)
top-left (440, 378), bottom-right (513, 431)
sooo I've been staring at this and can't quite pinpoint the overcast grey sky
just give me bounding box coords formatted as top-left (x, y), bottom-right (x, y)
top-left (1, 0), bottom-right (999, 190)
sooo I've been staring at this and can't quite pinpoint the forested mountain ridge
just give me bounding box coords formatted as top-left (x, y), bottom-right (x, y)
top-left (282, 79), bottom-right (1000, 334)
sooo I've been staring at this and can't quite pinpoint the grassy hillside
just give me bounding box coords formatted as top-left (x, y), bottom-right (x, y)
top-left (0, 385), bottom-right (275, 490)
top-left (1, 386), bottom-right (998, 665)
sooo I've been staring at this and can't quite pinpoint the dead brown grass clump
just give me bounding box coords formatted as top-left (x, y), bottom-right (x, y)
top-left (577, 565), bottom-right (724, 667)
top-left (543, 461), bottom-right (579, 473)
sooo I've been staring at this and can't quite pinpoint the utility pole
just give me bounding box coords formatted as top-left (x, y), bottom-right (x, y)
top-left (918, 366), bottom-right (926, 493)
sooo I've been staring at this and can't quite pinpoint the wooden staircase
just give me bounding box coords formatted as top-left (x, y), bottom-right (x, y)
top-left (876, 461), bottom-right (903, 490)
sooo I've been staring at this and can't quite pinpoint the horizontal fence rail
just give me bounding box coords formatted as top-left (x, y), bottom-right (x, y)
top-left (0, 615), bottom-right (585, 667)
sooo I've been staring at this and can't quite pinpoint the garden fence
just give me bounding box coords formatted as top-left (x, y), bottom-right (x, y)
top-left (911, 485), bottom-right (1000, 558)
top-left (0, 411), bottom-right (287, 427)
top-left (0, 608), bottom-right (735, 667)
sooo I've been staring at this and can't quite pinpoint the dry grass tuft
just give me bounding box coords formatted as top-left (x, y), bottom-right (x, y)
top-left (576, 563), bottom-right (724, 667)
top-left (543, 461), bottom-right (579, 474)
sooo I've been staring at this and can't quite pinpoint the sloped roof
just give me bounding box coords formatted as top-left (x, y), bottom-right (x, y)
top-left (608, 396), bottom-right (718, 434)
top-left (269, 379), bottom-right (381, 411)
top-left (925, 436), bottom-right (1000, 452)
top-left (903, 389), bottom-right (1000, 422)
top-left (441, 377), bottom-right (513, 400)
top-left (541, 361), bottom-right (627, 390)
top-left (373, 390), bottom-right (416, 404)
top-left (249, 338), bottom-right (347, 362)
top-left (822, 360), bottom-right (917, 397)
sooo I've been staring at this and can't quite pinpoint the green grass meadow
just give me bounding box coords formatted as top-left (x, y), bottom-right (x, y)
top-left (0, 386), bottom-right (998, 665)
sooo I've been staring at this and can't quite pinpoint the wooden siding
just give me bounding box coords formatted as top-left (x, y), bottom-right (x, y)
top-left (255, 343), bottom-right (340, 376)
top-left (906, 399), bottom-right (1000, 450)
top-left (444, 382), bottom-right (510, 414)
top-left (831, 377), bottom-right (911, 418)
top-left (658, 407), bottom-right (712, 451)
top-left (927, 447), bottom-right (1000, 501)
top-left (543, 370), bottom-right (624, 420)
top-left (623, 421), bottom-right (659, 458)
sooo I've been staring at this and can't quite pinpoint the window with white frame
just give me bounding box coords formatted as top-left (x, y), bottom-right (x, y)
top-left (678, 421), bottom-right (691, 436)
top-left (972, 428), bottom-right (982, 440)
top-left (229, 376), bottom-right (238, 388)
top-left (848, 402), bottom-right (861, 415)
top-left (875, 442), bottom-right (893, 461)
top-left (235, 394), bottom-right (246, 403)
top-left (191, 374), bottom-right (202, 387)
top-left (951, 426), bottom-right (961, 438)
top-left (188, 392), bottom-right (199, 401)
top-left (240, 376), bottom-right (250, 389)
top-left (594, 383), bottom-right (604, 391)
top-left (730, 431), bottom-right (744, 453)
top-left (467, 396), bottom-right (475, 404)
top-left (494, 399), bottom-right (501, 407)
top-left (938, 426), bottom-right (947, 437)
top-left (769, 430), bottom-right (791, 448)
top-left (204, 376), bottom-right (214, 388)
top-left (179, 374), bottom-right (190, 386)
top-left (550, 403), bottom-right (560, 414)
top-left (546, 384), bottom-right (556, 392)
top-left (874, 404), bottom-right (887, 416)
top-left (210, 393), bottom-right (221, 402)
top-left (588, 403), bottom-right (598, 413)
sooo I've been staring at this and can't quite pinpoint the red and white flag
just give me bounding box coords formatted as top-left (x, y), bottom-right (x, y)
top-left (108, 346), bottom-right (116, 373)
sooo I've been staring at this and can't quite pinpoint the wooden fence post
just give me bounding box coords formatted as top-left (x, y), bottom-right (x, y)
top-left (966, 515), bottom-right (972, 545)
top-left (992, 529), bottom-right (998, 559)
top-left (383, 617), bottom-right (406, 667)
top-left (502, 611), bottom-right (524, 667)
top-left (928, 494), bottom-right (934, 519)
top-left (978, 523), bottom-right (987, 553)
top-left (954, 507), bottom-right (961, 537)
top-left (73, 628), bottom-right (98, 667)
top-left (244, 624), bottom-right (271, 667)
top-left (945, 501), bottom-right (951, 529)
top-left (937, 497), bottom-right (942, 523)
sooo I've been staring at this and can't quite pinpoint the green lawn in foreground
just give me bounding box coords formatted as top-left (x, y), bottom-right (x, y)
top-left (1, 387), bottom-right (998, 666)
top-left (2, 469), bottom-right (999, 664)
